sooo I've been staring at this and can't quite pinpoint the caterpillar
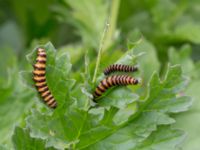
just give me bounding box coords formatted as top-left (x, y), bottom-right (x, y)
top-left (32, 48), bottom-right (57, 108)
top-left (93, 75), bottom-right (139, 101)
top-left (104, 64), bottom-right (138, 75)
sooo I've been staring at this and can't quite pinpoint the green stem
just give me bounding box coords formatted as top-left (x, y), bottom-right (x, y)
top-left (92, 20), bottom-right (109, 83)
top-left (84, 50), bottom-right (91, 110)
top-left (104, 0), bottom-right (120, 50)
top-left (92, 0), bottom-right (120, 83)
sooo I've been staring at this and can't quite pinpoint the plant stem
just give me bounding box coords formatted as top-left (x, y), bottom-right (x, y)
top-left (104, 0), bottom-right (120, 50)
top-left (92, 0), bottom-right (120, 83)
top-left (92, 20), bottom-right (109, 83)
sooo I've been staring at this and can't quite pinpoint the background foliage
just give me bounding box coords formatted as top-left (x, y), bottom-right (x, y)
top-left (0, 0), bottom-right (199, 150)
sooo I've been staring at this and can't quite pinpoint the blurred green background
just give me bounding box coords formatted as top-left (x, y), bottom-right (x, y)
top-left (0, 0), bottom-right (200, 149)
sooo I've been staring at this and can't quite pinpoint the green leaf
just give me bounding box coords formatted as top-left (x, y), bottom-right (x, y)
top-left (57, 44), bottom-right (85, 66)
top-left (0, 47), bottom-right (35, 148)
top-left (83, 112), bottom-right (175, 150)
top-left (22, 43), bottom-right (191, 150)
top-left (98, 87), bottom-right (139, 108)
top-left (132, 39), bottom-right (160, 83)
top-left (0, 46), bottom-right (17, 83)
top-left (0, 145), bottom-right (9, 150)
top-left (0, 21), bottom-right (24, 51)
top-left (135, 126), bottom-right (185, 150)
top-left (96, 38), bottom-right (159, 106)
top-left (71, 85), bottom-right (91, 110)
top-left (12, 127), bottom-right (56, 150)
top-left (174, 22), bottom-right (200, 44)
top-left (82, 65), bottom-right (191, 150)
top-left (1, 1), bottom-right (199, 149)
top-left (24, 42), bottom-right (76, 108)
top-left (26, 107), bottom-right (116, 149)
top-left (60, 0), bottom-right (108, 49)
top-left (143, 65), bottom-right (192, 114)
top-left (168, 44), bottom-right (195, 75)
top-left (169, 47), bottom-right (200, 150)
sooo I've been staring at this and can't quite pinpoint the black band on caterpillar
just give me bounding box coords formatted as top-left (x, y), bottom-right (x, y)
top-left (104, 64), bottom-right (138, 75)
top-left (32, 48), bottom-right (57, 108)
top-left (93, 75), bottom-right (139, 100)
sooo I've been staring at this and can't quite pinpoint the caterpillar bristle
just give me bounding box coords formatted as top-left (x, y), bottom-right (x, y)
top-left (93, 75), bottom-right (139, 100)
top-left (33, 48), bottom-right (57, 109)
top-left (104, 64), bottom-right (138, 75)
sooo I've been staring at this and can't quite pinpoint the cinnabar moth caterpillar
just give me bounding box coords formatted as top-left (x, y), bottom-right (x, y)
top-left (32, 48), bottom-right (57, 108)
top-left (93, 75), bottom-right (139, 101)
top-left (104, 64), bottom-right (138, 75)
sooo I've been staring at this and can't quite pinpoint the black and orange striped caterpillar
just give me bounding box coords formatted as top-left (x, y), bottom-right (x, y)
top-left (104, 64), bottom-right (138, 75)
top-left (93, 75), bottom-right (139, 101)
top-left (32, 48), bottom-right (57, 108)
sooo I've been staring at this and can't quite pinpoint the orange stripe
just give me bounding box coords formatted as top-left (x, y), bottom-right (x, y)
top-left (44, 94), bottom-right (53, 102)
top-left (35, 81), bottom-right (46, 87)
top-left (50, 101), bottom-right (57, 108)
top-left (41, 90), bottom-right (51, 97)
top-left (33, 76), bottom-right (46, 81)
top-left (36, 56), bottom-right (46, 62)
top-left (47, 98), bottom-right (56, 105)
top-left (33, 70), bottom-right (45, 75)
top-left (38, 86), bottom-right (48, 93)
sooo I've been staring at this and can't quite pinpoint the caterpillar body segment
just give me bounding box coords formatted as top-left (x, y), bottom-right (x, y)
top-left (104, 64), bottom-right (138, 75)
top-left (93, 75), bottom-right (139, 100)
top-left (33, 48), bottom-right (57, 108)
